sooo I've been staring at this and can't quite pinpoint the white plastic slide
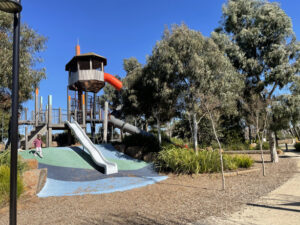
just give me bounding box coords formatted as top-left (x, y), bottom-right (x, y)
top-left (109, 115), bottom-right (149, 135)
top-left (65, 121), bottom-right (118, 175)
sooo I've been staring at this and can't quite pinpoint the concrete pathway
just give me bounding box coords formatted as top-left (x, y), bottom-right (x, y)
top-left (194, 147), bottom-right (300, 225)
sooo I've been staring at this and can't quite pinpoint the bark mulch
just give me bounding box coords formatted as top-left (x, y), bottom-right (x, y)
top-left (0, 154), bottom-right (297, 225)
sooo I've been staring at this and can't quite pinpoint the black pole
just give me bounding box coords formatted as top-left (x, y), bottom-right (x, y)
top-left (10, 1), bottom-right (21, 225)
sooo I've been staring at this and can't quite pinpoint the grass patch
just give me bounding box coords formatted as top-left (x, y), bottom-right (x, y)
top-left (0, 165), bottom-right (24, 207)
top-left (0, 150), bottom-right (28, 174)
top-left (156, 145), bottom-right (254, 174)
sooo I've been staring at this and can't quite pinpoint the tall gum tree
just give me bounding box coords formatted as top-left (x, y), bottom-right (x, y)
top-left (217, 0), bottom-right (300, 162)
top-left (155, 24), bottom-right (242, 152)
top-left (0, 12), bottom-right (47, 105)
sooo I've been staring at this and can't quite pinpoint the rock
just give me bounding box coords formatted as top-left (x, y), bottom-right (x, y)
top-left (143, 152), bottom-right (156, 162)
top-left (51, 141), bottom-right (58, 147)
top-left (22, 168), bottom-right (47, 196)
top-left (125, 146), bottom-right (143, 160)
top-left (114, 144), bottom-right (126, 153)
top-left (23, 159), bottom-right (38, 169)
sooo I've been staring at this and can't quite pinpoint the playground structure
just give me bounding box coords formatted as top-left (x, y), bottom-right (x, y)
top-left (19, 44), bottom-right (146, 174)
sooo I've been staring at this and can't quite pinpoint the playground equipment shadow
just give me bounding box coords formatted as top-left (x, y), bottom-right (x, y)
top-left (19, 144), bottom-right (167, 197)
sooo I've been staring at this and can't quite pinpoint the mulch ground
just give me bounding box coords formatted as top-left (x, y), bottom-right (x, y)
top-left (0, 154), bottom-right (297, 225)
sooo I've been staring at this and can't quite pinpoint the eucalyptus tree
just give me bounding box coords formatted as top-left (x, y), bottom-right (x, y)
top-left (99, 75), bottom-right (123, 110)
top-left (217, 0), bottom-right (300, 162)
top-left (122, 57), bottom-right (144, 119)
top-left (0, 11), bottom-right (47, 106)
top-left (156, 24), bottom-right (242, 153)
top-left (141, 40), bottom-right (180, 144)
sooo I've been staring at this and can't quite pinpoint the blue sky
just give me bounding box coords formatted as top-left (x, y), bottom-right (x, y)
top-left (21, 0), bottom-right (300, 112)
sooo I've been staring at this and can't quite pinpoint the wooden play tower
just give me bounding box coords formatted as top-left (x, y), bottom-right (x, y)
top-left (20, 44), bottom-right (123, 149)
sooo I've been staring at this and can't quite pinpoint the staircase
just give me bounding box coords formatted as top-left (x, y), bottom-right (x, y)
top-left (21, 124), bottom-right (47, 149)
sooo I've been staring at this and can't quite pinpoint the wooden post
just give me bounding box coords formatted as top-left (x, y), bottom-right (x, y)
top-left (45, 105), bottom-right (48, 124)
top-left (31, 111), bottom-right (34, 123)
top-left (111, 125), bottom-right (114, 141)
top-left (74, 108), bottom-right (77, 122)
top-left (59, 107), bottom-right (62, 124)
top-left (82, 94), bottom-right (86, 128)
top-left (103, 101), bottom-right (108, 143)
top-left (25, 127), bottom-right (28, 150)
top-left (35, 88), bottom-right (39, 126)
top-left (99, 109), bottom-right (102, 121)
top-left (47, 95), bottom-right (52, 147)
top-left (24, 108), bottom-right (28, 121)
top-left (67, 87), bottom-right (70, 121)
top-left (40, 96), bottom-right (43, 115)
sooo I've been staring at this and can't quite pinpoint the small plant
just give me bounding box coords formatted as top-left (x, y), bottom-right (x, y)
top-left (155, 145), bottom-right (254, 174)
top-left (122, 133), bottom-right (160, 153)
top-left (255, 142), bottom-right (270, 150)
top-left (232, 155), bottom-right (254, 168)
top-left (0, 165), bottom-right (24, 206)
top-left (294, 143), bottom-right (300, 152)
top-left (54, 131), bottom-right (76, 146)
top-left (0, 150), bottom-right (28, 174)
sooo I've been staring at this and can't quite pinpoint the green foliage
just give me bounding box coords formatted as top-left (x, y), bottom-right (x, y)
top-left (0, 12), bottom-right (47, 106)
top-left (255, 142), bottom-right (270, 150)
top-left (54, 131), bottom-right (76, 146)
top-left (122, 133), bottom-right (160, 153)
top-left (156, 145), bottom-right (253, 174)
top-left (0, 165), bottom-right (24, 206)
top-left (98, 75), bottom-right (123, 111)
top-left (224, 142), bottom-right (250, 151)
top-left (0, 151), bottom-right (28, 174)
top-left (170, 137), bottom-right (186, 146)
top-left (294, 143), bottom-right (300, 152)
top-left (232, 155), bottom-right (254, 168)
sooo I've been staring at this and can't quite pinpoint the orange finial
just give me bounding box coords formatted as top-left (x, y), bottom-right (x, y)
top-left (35, 88), bottom-right (39, 96)
top-left (76, 39), bottom-right (80, 56)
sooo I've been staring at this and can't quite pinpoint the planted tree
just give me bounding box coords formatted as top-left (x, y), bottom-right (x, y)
top-left (217, 0), bottom-right (300, 162)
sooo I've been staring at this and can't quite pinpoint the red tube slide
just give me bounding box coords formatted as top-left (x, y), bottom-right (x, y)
top-left (104, 73), bottom-right (123, 91)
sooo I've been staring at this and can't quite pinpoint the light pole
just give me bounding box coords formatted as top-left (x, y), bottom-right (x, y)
top-left (0, 1), bottom-right (22, 225)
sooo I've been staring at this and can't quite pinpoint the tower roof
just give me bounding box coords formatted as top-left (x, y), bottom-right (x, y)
top-left (65, 52), bottom-right (107, 71)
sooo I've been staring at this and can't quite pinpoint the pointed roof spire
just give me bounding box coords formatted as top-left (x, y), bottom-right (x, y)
top-left (76, 39), bottom-right (80, 56)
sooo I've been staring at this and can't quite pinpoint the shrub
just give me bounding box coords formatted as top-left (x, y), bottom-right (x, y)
top-left (295, 143), bottom-right (300, 152)
top-left (122, 133), bottom-right (160, 153)
top-left (170, 137), bottom-right (185, 146)
top-left (232, 155), bottom-right (254, 168)
top-left (255, 142), bottom-right (270, 150)
top-left (0, 165), bottom-right (24, 206)
top-left (0, 151), bottom-right (28, 174)
top-left (155, 145), bottom-right (254, 174)
top-left (224, 142), bottom-right (250, 151)
top-left (54, 131), bottom-right (76, 146)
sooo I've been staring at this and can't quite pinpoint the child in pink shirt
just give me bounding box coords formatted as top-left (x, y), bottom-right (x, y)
top-left (33, 134), bottom-right (44, 158)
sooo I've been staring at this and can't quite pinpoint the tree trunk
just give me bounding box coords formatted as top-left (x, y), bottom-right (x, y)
top-left (274, 130), bottom-right (279, 147)
top-left (145, 120), bottom-right (148, 132)
top-left (257, 132), bottom-right (266, 176)
top-left (268, 131), bottom-right (279, 163)
top-left (156, 117), bottom-right (161, 145)
top-left (292, 125), bottom-right (300, 140)
top-left (192, 113), bottom-right (198, 152)
top-left (208, 110), bottom-right (225, 190)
